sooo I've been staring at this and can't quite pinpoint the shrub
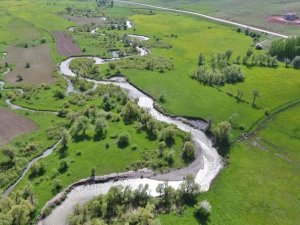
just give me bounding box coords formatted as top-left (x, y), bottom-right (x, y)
top-left (95, 118), bottom-right (108, 138)
top-left (59, 160), bottom-right (68, 173)
top-left (91, 167), bottom-right (96, 177)
top-left (53, 90), bottom-right (65, 99)
top-left (30, 162), bottom-right (45, 177)
top-left (292, 56), bottom-right (300, 69)
top-left (195, 200), bottom-right (212, 219)
top-left (118, 132), bottom-right (130, 148)
top-left (16, 74), bottom-right (23, 82)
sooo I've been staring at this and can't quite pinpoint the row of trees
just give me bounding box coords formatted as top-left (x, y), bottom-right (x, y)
top-left (269, 36), bottom-right (300, 61)
top-left (68, 175), bottom-right (200, 225)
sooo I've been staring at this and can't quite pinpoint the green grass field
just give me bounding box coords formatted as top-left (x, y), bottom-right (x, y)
top-left (109, 12), bottom-right (300, 136)
top-left (160, 104), bottom-right (300, 225)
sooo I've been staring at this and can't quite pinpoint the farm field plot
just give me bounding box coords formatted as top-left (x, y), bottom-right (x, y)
top-left (1, 45), bottom-right (55, 85)
top-left (124, 0), bottom-right (300, 36)
top-left (0, 108), bottom-right (37, 146)
top-left (54, 31), bottom-right (82, 56)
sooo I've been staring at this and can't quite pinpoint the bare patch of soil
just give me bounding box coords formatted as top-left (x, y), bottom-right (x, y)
top-left (267, 16), bottom-right (300, 25)
top-left (0, 108), bottom-right (37, 146)
top-left (1, 44), bottom-right (55, 85)
top-left (54, 31), bottom-right (81, 57)
top-left (63, 15), bottom-right (106, 26)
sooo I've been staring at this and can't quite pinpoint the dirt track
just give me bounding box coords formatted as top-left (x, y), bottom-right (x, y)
top-left (0, 108), bottom-right (37, 146)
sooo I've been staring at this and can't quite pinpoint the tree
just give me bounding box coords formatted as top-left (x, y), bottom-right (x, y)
top-left (59, 159), bottom-right (68, 173)
top-left (182, 141), bottom-right (195, 161)
top-left (2, 148), bottom-right (15, 161)
top-left (91, 167), bottom-right (96, 177)
top-left (118, 132), bottom-right (130, 148)
top-left (213, 121), bottom-right (231, 146)
top-left (156, 182), bottom-right (176, 210)
top-left (60, 129), bottom-right (69, 148)
top-left (95, 118), bottom-right (108, 139)
top-left (70, 116), bottom-right (89, 137)
top-left (159, 126), bottom-right (176, 146)
top-left (198, 53), bottom-right (205, 66)
top-left (178, 175), bottom-right (200, 203)
top-left (53, 90), bottom-right (65, 99)
top-left (30, 162), bottom-right (45, 177)
top-left (123, 102), bottom-right (139, 124)
top-left (10, 204), bottom-right (31, 225)
top-left (16, 74), bottom-right (23, 82)
top-left (194, 200), bottom-right (211, 219)
top-left (252, 89), bottom-right (260, 106)
top-left (25, 62), bottom-right (30, 68)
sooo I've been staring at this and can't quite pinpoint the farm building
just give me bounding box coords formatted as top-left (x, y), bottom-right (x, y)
top-left (284, 11), bottom-right (297, 21)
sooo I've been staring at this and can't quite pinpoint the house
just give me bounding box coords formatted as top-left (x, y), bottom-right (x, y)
top-left (284, 11), bottom-right (297, 21)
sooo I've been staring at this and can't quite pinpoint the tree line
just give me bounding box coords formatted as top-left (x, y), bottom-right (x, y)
top-left (68, 175), bottom-right (212, 225)
top-left (269, 36), bottom-right (300, 68)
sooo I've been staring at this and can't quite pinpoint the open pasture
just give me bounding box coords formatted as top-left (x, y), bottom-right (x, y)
top-left (0, 108), bottom-right (37, 146)
top-left (1, 44), bottom-right (55, 86)
top-left (109, 12), bottom-right (300, 134)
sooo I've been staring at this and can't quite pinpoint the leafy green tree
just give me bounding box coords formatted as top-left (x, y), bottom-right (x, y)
top-left (198, 53), bottom-right (205, 66)
top-left (60, 129), bottom-right (69, 148)
top-left (30, 162), bottom-right (45, 177)
top-left (70, 116), bottom-right (89, 137)
top-left (117, 132), bottom-right (130, 148)
top-left (178, 175), bottom-right (200, 203)
top-left (213, 121), bottom-right (231, 146)
top-left (95, 118), bottom-right (108, 138)
top-left (194, 200), bottom-right (211, 219)
top-left (182, 141), bottom-right (195, 161)
top-left (123, 102), bottom-right (139, 124)
top-left (252, 89), bottom-right (260, 106)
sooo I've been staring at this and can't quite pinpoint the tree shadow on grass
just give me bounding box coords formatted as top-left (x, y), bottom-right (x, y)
top-left (58, 146), bottom-right (68, 159)
top-left (195, 215), bottom-right (210, 225)
top-left (217, 144), bottom-right (231, 157)
top-left (93, 134), bottom-right (105, 142)
top-left (72, 134), bottom-right (91, 143)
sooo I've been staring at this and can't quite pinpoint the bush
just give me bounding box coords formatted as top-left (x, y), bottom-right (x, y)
top-left (194, 200), bottom-right (211, 219)
top-left (292, 56), bottom-right (300, 69)
top-left (59, 160), bottom-right (68, 173)
top-left (54, 90), bottom-right (65, 99)
top-left (118, 132), bottom-right (130, 148)
top-left (30, 162), bottom-right (45, 177)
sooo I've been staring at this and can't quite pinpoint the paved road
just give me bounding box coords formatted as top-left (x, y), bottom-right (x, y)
top-left (116, 0), bottom-right (289, 39)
